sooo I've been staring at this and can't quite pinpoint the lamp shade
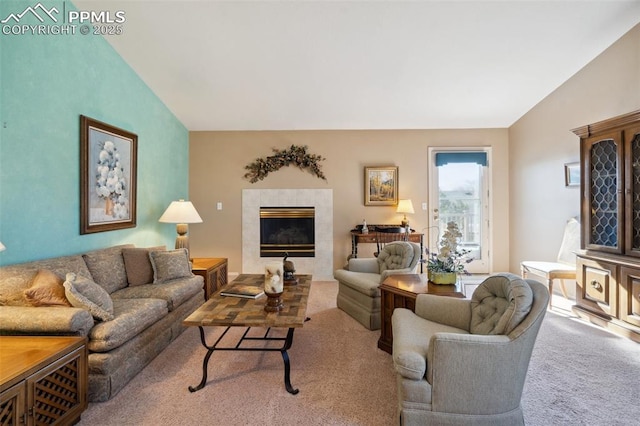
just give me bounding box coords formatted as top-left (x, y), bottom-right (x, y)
top-left (0, 241), bottom-right (5, 252)
top-left (159, 200), bottom-right (203, 224)
top-left (396, 199), bottom-right (415, 214)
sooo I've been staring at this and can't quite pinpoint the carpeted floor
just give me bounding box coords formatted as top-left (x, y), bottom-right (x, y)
top-left (79, 281), bottom-right (639, 426)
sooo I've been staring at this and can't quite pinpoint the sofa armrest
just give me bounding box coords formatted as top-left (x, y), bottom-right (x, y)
top-left (0, 306), bottom-right (94, 337)
top-left (415, 294), bottom-right (471, 331)
top-left (347, 258), bottom-right (379, 273)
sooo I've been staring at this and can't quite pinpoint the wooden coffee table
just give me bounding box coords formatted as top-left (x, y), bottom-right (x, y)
top-left (183, 273), bottom-right (311, 394)
top-left (378, 273), bottom-right (465, 354)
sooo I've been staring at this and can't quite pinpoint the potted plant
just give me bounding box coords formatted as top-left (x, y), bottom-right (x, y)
top-left (426, 221), bottom-right (472, 284)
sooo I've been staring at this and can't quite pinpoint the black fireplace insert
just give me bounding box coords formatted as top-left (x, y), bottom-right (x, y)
top-left (260, 207), bottom-right (315, 257)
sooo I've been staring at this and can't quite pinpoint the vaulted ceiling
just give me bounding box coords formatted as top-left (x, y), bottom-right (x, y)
top-left (75, 1), bottom-right (640, 130)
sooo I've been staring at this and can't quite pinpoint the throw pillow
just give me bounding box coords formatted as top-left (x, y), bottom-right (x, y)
top-left (149, 248), bottom-right (192, 283)
top-left (82, 246), bottom-right (131, 293)
top-left (23, 269), bottom-right (72, 307)
top-left (63, 272), bottom-right (115, 321)
top-left (122, 246), bottom-right (166, 286)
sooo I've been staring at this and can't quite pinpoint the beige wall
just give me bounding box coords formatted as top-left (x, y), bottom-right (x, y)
top-left (509, 23), bottom-right (640, 293)
top-left (189, 129), bottom-right (509, 276)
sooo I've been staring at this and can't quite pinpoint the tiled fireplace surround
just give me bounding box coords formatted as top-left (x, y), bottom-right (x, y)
top-left (242, 189), bottom-right (334, 281)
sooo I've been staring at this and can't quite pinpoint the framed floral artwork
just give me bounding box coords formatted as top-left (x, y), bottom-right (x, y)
top-left (364, 166), bottom-right (398, 206)
top-left (80, 115), bottom-right (137, 234)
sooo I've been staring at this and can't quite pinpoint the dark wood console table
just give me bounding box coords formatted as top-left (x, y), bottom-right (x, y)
top-left (350, 225), bottom-right (424, 272)
top-left (378, 274), bottom-right (465, 354)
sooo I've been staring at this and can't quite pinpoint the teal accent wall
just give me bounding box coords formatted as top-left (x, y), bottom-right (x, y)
top-left (0, 1), bottom-right (189, 265)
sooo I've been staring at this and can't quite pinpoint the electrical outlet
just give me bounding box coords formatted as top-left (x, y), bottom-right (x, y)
top-left (422, 202), bottom-right (427, 211)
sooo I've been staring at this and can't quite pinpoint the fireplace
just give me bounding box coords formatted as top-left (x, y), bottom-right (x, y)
top-left (260, 207), bottom-right (315, 257)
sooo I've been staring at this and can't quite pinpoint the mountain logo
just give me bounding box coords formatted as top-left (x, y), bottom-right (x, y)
top-left (1, 2), bottom-right (60, 24)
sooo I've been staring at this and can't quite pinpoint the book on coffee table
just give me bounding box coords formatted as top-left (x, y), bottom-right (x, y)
top-left (220, 285), bottom-right (265, 299)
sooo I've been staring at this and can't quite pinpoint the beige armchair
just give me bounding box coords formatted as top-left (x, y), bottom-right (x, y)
top-left (392, 273), bottom-right (549, 425)
top-left (334, 241), bottom-right (421, 330)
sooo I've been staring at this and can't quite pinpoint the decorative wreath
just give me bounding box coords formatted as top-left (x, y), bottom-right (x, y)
top-left (243, 145), bottom-right (327, 183)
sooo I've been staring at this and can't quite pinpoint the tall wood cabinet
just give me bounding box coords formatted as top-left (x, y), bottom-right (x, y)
top-left (573, 109), bottom-right (640, 343)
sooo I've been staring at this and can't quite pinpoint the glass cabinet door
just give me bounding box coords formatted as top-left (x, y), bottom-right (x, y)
top-left (583, 131), bottom-right (623, 253)
top-left (625, 126), bottom-right (640, 257)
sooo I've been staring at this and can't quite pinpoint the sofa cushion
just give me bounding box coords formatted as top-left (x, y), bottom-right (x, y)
top-left (23, 269), bottom-right (71, 307)
top-left (333, 269), bottom-right (381, 297)
top-left (150, 249), bottom-right (192, 283)
top-left (83, 245), bottom-right (133, 294)
top-left (122, 246), bottom-right (166, 286)
top-left (87, 298), bottom-right (168, 352)
top-left (64, 273), bottom-right (114, 322)
top-left (470, 273), bottom-right (533, 335)
top-left (377, 242), bottom-right (414, 273)
top-left (111, 275), bottom-right (203, 311)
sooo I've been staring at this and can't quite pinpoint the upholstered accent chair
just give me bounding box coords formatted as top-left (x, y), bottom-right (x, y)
top-left (334, 241), bottom-right (421, 330)
top-left (392, 273), bottom-right (549, 425)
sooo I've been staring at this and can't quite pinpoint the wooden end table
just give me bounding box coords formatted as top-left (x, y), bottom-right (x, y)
top-left (191, 257), bottom-right (228, 300)
top-left (378, 274), bottom-right (465, 354)
top-left (0, 336), bottom-right (88, 425)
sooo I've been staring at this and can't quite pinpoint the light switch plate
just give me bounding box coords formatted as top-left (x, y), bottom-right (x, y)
top-left (422, 202), bottom-right (427, 210)
top-left (216, 202), bottom-right (222, 210)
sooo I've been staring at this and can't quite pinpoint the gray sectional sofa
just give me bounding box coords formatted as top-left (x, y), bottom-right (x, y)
top-left (0, 244), bottom-right (204, 402)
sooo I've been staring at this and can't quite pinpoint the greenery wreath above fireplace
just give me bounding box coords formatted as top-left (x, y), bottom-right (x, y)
top-left (243, 145), bottom-right (327, 183)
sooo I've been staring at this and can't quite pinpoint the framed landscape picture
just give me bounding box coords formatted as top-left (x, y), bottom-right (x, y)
top-left (364, 166), bottom-right (398, 206)
top-left (80, 115), bottom-right (138, 234)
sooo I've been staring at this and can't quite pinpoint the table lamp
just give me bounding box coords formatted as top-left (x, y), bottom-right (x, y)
top-left (396, 199), bottom-right (414, 228)
top-left (159, 200), bottom-right (203, 255)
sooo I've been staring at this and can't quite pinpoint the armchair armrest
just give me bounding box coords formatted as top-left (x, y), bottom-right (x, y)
top-left (347, 258), bottom-right (379, 273)
top-left (415, 294), bottom-right (471, 331)
top-left (427, 333), bottom-right (526, 413)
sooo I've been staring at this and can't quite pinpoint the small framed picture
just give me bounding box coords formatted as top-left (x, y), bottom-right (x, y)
top-left (80, 115), bottom-right (138, 234)
top-left (364, 166), bottom-right (398, 206)
top-left (564, 162), bottom-right (580, 187)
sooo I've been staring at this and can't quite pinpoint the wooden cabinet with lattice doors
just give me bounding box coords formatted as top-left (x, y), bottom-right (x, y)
top-left (574, 109), bottom-right (640, 342)
top-left (191, 257), bottom-right (228, 300)
top-left (0, 336), bottom-right (88, 425)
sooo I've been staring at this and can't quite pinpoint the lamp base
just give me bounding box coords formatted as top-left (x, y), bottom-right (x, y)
top-left (401, 219), bottom-right (409, 227)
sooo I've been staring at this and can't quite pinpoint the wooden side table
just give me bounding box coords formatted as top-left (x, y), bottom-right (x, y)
top-left (192, 258), bottom-right (228, 300)
top-left (0, 336), bottom-right (88, 425)
top-left (378, 274), bottom-right (465, 354)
